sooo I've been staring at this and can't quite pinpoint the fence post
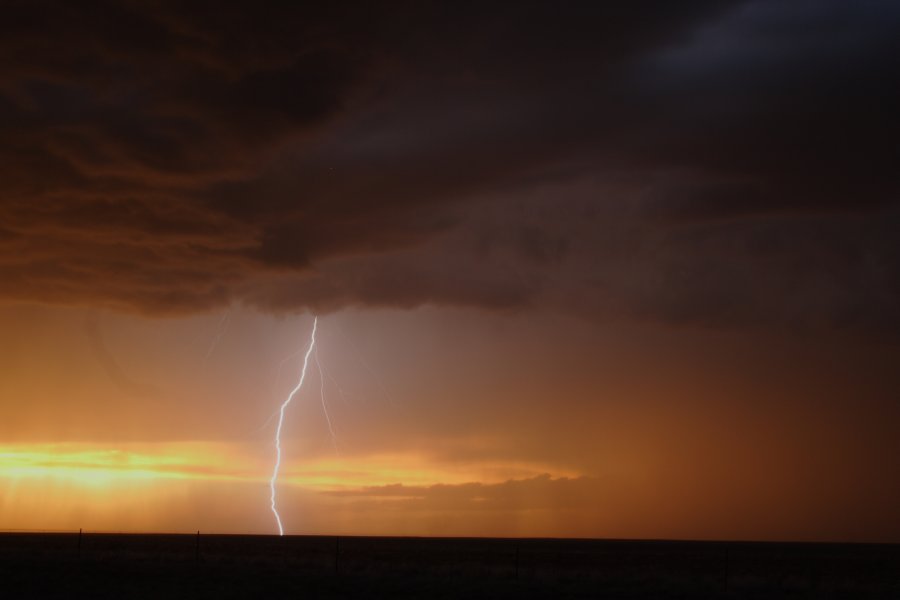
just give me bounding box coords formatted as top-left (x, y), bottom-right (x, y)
top-left (195, 530), bottom-right (200, 564)
top-left (78, 528), bottom-right (82, 559)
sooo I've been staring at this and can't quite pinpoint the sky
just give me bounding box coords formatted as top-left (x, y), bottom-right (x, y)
top-left (1, 0), bottom-right (899, 541)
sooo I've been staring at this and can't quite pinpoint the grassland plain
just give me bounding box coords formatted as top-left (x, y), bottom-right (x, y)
top-left (1, 533), bottom-right (898, 599)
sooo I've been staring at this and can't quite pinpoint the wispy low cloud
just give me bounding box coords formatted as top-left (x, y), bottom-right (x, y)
top-left (311, 474), bottom-right (634, 538)
top-left (325, 474), bottom-right (603, 510)
top-left (0, 443), bottom-right (580, 493)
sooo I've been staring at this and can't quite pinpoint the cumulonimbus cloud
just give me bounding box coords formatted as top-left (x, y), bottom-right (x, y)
top-left (1, 1), bottom-right (898, 335)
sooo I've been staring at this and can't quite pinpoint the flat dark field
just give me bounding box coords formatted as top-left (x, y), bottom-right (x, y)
top-left (1, 533), bottom-right (897, 599)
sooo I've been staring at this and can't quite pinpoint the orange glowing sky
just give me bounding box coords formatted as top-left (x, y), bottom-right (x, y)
top-left (2, 305), bottom-right (898, 541)
top-left (2, 2), bottom-right (900, 543)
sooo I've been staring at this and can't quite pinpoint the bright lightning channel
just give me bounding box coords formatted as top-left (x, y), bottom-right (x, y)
top-left (269, 315), bottom-right (318, 536)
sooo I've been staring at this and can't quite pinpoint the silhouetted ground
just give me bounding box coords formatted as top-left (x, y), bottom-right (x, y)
top-left (1, 533), bottom-right (898, 599)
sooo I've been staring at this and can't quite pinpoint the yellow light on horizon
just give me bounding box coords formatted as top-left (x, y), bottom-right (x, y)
top-left (1, 443), bottom-right (579, 491)
top-left (0, 443), bottom-right (258, 487)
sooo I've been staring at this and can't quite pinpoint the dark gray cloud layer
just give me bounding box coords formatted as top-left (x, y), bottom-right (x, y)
top-left (1, 0), bottom-right (898, 334)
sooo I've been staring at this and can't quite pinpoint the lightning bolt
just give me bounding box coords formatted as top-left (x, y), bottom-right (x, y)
top-left (318, 356), bottom-right (354, 407)
top-left (316, 348), bottom-right (339, 455)
top-left (269, 315), bottom-right (318, 536)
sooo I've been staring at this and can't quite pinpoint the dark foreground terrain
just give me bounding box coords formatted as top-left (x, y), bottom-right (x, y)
top-left (1, 533), bottom-right (897, 599)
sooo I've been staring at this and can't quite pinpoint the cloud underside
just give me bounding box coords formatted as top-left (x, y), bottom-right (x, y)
top-left (1, 1), bottom-right (898, 334)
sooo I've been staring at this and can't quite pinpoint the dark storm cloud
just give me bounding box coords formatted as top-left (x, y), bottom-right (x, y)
top-left (1, 0), bottom-right (898, 333)
top-left (634, 0), bottom-right (900, 219)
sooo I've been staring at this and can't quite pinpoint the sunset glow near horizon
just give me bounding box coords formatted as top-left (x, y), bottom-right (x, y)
top-left (2, 2), bottom-right (899, 542)
top-left (2, 307), bottom-right (898, 541)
